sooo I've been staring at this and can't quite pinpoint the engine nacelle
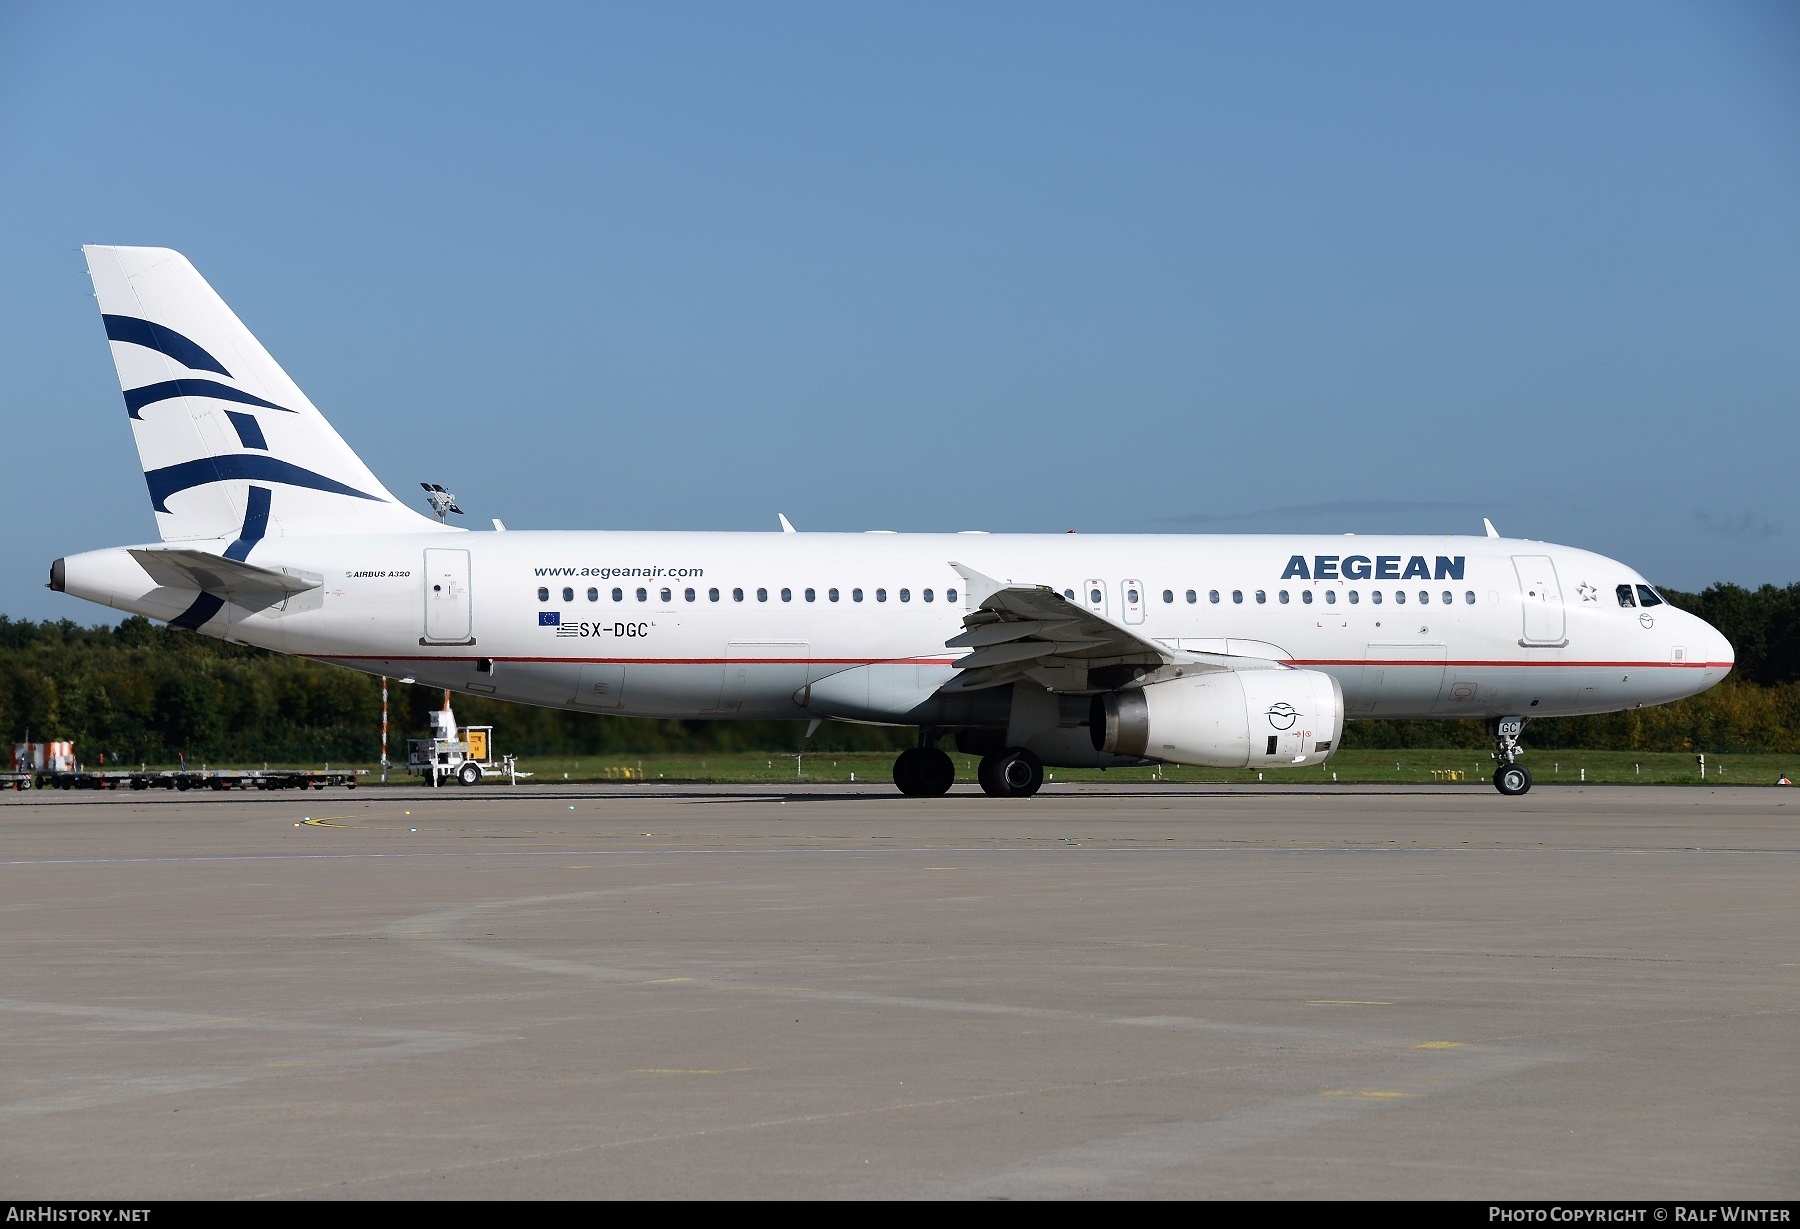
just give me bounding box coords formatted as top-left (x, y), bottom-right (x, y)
top-left (1090, 668), bottom-right (1344, 768)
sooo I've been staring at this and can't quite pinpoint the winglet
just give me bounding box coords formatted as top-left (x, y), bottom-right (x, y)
top-left (778, 513), bottom-right (797, 533)
top-left (1483, 517), bottom-right (1500, 539)
top-left (949, 562), bottom-right (1010, 610)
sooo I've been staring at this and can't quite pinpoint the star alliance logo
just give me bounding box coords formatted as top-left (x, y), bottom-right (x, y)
top-left (1577, 582), bottom-right (1598, 602)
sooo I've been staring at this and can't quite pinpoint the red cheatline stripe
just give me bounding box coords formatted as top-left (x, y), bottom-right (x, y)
top-left (1293, 659), bottom-right (1730, 669)
top-left (311, 655), bottom-right (962, 666)
top-left (310, 654), bottom-right (1725, 669)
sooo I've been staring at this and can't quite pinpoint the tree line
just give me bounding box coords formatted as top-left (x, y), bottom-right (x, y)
top-left (1, 580), bottom-right (1796, 763)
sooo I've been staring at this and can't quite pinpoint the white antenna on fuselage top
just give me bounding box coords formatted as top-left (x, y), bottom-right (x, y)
top-left (1483, 517), bottom-right (1500, 538)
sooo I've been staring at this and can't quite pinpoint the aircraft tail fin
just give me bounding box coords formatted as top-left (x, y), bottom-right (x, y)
top-left (82, 246), bottom-right (447, 546)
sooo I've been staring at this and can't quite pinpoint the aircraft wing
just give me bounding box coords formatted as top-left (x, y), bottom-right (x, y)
top-left (129, 549), bottom-right (322, 598)
top-left (942, 563), bottom-right (1292, 693)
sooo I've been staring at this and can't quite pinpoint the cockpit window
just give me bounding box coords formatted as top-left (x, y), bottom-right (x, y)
top-left (1636, 584), bottom-right (1664, 608)
top-left (1616, 584), bottom-right (1636, 608)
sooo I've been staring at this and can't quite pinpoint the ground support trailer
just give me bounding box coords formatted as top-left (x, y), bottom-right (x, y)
top-left (16, 768), bottom-right (365, 791)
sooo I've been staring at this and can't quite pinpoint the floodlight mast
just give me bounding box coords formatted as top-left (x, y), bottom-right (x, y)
top-left (420, 482), bottom-right (464, 524)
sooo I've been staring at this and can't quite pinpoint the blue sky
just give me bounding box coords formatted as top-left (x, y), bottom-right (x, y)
top-left (2, 1), bottom-right (1796, 621)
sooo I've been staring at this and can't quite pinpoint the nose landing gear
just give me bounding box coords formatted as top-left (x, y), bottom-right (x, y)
top-left (1489, 716), bottom-right (1532, 796)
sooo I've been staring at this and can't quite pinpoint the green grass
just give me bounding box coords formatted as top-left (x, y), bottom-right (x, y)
top-left (396, 747), bottom-right (1793, 786)
top-left (101, 749), bottom-right (1793, 786)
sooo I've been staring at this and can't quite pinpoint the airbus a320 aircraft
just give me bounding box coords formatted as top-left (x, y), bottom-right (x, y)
top-left (50, 247), bottom-right (1735, 796)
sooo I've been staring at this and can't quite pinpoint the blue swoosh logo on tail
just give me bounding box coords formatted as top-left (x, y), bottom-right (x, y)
top-left (102, 315), bottom-right (231, 377)
top-left (144, 455), bottom-right (384, 513)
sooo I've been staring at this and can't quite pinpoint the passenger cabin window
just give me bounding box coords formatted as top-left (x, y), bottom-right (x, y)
top-left (1636, 585), bottom-right (1664, 608)
top-left (1617, 584), bottom-right (1636, 608)
top-left (780, 588), bottom-right (792, 602)
top-left (1347, 590), bottom-right (1359, 604)
top-left (923, 589), bottom-right (934, 603)
top-left (804, 588), bottom-right (816, 602)
top-left (636, 587), bottom-right (648, 602)
top-left (1419, 590), bottom-right (1430, 604)
top-left (612, 587), bottom-right (623, 602)
top-left (562, 587), bottom-right (574, 603)
top-left (709, 588), bottom-right (720, 602)
top-left (1255, 590), bottom-right (1266, 604)
top-left (1324, 590), bottom-right (1336, 605)
top-left (587, 587), bottom-right (598, 602)
top-left (1464, 591), bottom-right (1475, 604)
top-left (829, 588), bottom-right (840, 602)
top-left (1394, 591), bottom-right (1406, 604)
top-left (1209, 590), bottom-right (1220, 604)
top-left (1371, 590), bottom-right (1382, 604)
top-left (900, 588), bottom-right (911, 602)
top-left (1302, 590), bottom-right (1313, 604)
top-left (757, 588), bottom-right (768, 602)
top-left (853, 588), bottom-right (864, 602)
top-left (876, 588), bottom-right (887, 603)
top-left (946, 588), bottom-right (957, 603)
top-left (537, 587), bottom-right (549, 603)
top-left (1064, 589), bottom-right (1076, 600)
top-left (660, 587), bottom-right (672, 603)
top-left (1126, 588), bottom-right (1139, 604)
top-left (732, 588), bottom-right (744, 602)
top-left (1232, 590), bottom-right (1243, 604)
top-left (1279, 590), bottom-right (1289, 604)
top-left (1185, 590), bottom-right (1197, 604)
top-left (685, 588), bottom-right (696, 602)
top-left (1090, 588), bottom-right (1102, 604)
top-left (1441, 591), bottom-right (1452, 605)
top-left (1162, 590), bottom-right (1174, 604)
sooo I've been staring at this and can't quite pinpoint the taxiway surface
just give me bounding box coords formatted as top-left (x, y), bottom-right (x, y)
top-left (2, 783), bottom-right (1795, 1199)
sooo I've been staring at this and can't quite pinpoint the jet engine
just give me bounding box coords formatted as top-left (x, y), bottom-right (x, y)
top-left (1090, 668), bottom-right (1344, 768)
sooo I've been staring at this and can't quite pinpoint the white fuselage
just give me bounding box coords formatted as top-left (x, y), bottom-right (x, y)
top-left (59, 529), bottom-right (1736, 746)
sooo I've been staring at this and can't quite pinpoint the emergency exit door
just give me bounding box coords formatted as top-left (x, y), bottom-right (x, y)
top-left (423, 548), bottom-right (473, 644)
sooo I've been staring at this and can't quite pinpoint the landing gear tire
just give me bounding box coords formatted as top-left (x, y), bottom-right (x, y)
top-left (893, 746), bottom-right (954, 797)
top-left (978, 748), bottom-right (1044, 798)
top-left (1494, 764), bottom-right (1532, 796)
top-left (456, 762), bottom-right (481, 787)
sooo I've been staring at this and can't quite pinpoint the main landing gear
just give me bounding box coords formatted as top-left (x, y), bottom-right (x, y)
top-left (977, 747), bottom-right (1043, 798)
top-left (893, 745), bottom-right (954, 796)
top-left (1489, 716), bottom-right (1532, 796)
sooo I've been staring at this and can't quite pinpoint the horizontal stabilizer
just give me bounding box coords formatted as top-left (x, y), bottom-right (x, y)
top-left (129, 549), bottom-right (321, 598)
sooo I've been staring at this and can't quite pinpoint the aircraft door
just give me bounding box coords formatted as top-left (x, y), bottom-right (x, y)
top-left (570, 663), bottom-right (625, 709)
top-left (1121, 580), bottom-right (1145, 625)
top-left (423, 548), bottom-right (473, 644)
top-left (1513, 555), bottom-right (1567, 645)
top-left (1083, 579), bottom-right (1108, 618)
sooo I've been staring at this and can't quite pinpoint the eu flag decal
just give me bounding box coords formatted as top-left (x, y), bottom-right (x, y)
top-left (539, 611), bottom-right (560, 626)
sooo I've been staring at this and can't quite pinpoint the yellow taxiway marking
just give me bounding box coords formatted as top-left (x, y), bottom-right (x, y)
top-left (1322, 1089), bottom-right (1415, 1099)
top-left (1415, 1041), bottom-right (1465, 1049)
top-left (1307, 1000), bottom-right (1393, 1006)
top-left (631, 1068), bottom-right (753, 1076)
top-left (644, 977), bottom-right (694, 984)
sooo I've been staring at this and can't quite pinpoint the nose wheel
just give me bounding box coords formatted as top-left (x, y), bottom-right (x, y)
top-left (1493, 763), bottom-right (1532, 796)
top-left (978, 748), bottom-right (1044, 797)
top-left (1488, 716), bottom-right (1530, 796)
